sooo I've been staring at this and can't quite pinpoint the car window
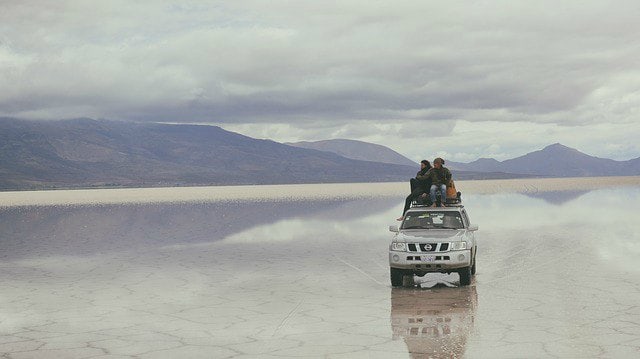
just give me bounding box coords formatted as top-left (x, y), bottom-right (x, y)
top-left (461, 210), bottom-right (470, 227)
top-left (402, 211), bottom-right (464, 229)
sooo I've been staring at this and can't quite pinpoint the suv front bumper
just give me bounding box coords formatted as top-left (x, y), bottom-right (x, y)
top-left (389, 249), bottom-right (471, 273)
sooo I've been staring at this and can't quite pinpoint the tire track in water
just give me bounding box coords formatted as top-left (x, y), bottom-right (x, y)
top-left (333, 255), bottom-right (387, 287)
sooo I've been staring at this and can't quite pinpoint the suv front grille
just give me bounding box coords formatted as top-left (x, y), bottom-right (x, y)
top-left (407, 243), bottom-right (448, 252)
top-left (419, 243), bottom-right (434, 252)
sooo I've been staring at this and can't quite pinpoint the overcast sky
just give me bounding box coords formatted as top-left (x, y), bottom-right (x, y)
top-left (1, 0), bottom-right (639, 161)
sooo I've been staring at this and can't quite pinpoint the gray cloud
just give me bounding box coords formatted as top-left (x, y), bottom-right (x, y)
top-left (1, 0), bottom-right (639, 160)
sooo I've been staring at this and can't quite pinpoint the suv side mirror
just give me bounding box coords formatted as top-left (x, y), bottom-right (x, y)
top-left (468, 224), bottom-right (478, 231)
top-left (389, 225), bottom-right (399, 233)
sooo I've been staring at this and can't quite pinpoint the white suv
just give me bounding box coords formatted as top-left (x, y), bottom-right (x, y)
top-left (389, 205), bottom-right (478, 287)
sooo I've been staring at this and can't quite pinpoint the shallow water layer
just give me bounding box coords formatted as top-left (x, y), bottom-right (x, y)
top-left (1, 182), bottom-right (639, 358)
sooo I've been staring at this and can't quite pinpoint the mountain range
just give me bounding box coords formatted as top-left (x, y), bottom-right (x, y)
top-left (0, 118), bottom-right (418, 190)
top-left (446, 143), bottom-right (640, 177)
top-left (1, 118), bottom-right (638, 191)
top-left (292, 139), bottom-right (640, 178)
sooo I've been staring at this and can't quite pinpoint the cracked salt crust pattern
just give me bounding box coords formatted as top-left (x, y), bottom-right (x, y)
top-left (1, 183), bottom-right (640, 358)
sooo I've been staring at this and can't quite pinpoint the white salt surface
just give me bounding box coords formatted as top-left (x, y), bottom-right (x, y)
top-left (1, 179), bottom-right (640, 358)
top-left (1, 176), bottom-right (639, 207)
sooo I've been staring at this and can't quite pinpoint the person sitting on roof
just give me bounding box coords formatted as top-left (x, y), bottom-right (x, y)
top-left (396, 159), bottom-right (432, 221)
top-left (425, 157), bottom-right (452, 207)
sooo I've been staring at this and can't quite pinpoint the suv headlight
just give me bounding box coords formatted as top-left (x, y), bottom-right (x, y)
top-left (390, 242), bottom-right (406, 251)
top-left (451, 241), bottom-right (468, 250)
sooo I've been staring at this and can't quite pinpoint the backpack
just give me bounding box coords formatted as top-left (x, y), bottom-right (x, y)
top-left (446, 179), bottom-right (457, 199)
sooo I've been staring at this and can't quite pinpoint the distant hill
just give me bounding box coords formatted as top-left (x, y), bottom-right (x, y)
top-left (0, 118), bottom-right (418, 190)
top-left (286, 138), bottom-right (541, 180)
top-left (447, 143), bottom-right (640, 177)
top-left (286, 139), bottom-right (418, 166)
top-left (447, 158), bottom-right (503, 172)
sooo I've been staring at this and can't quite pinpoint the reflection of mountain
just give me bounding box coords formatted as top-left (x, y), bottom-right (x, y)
top-left (0, 200), bottom-right (342, 259)
top-left (0, 197), bottom-right (399, 259)
top-left (391, 286), bottom-right (477, 358)
top-left (523, 190), bottom-right (591, 205)
top-left (305, 197), bottom-right (399, 221)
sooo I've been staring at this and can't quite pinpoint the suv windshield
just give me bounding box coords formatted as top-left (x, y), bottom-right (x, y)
top-left (401, 211), bottom-right (464, 230)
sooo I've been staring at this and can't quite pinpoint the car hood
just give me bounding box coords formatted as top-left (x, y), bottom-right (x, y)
top-left (397, 230), bottom-right (468, 242)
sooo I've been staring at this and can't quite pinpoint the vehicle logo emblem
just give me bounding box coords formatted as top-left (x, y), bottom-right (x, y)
top-left (425, 244), bottom-right (432, 251)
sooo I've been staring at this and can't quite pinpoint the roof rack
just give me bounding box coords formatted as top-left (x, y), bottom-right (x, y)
top-left (410, 191), bottom-right (462, 208)
top-left (410, 203), bottom-right (464, 209)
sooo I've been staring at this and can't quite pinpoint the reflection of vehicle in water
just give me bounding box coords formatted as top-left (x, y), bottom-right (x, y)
top-left (389, 205), bottom-right (479, 287)
top-left (391, 286), bottom-right (477, 358)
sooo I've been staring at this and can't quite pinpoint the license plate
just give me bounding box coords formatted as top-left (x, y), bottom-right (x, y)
top-left (421, 255), bottom-right (435, 262)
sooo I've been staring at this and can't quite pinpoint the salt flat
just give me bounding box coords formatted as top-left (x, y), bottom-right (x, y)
top-left (1, 179), bottom-right (639, 358)
top-left (1, 176), bottom-right (639, 207)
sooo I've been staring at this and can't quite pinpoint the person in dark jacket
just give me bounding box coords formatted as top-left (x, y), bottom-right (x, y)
top-left (425, 157), bottom-right (452, 207)
top-left (397, 160), bottom-right (432, 221)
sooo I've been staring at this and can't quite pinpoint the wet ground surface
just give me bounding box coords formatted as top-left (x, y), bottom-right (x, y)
top-left (1, 182), bottom-right (640, 358)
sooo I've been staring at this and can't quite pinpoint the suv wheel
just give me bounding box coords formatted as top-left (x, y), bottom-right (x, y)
top-left (458, 266), bottom-right (472, 286)
top-left (390, 268), bottom-right (404, 287)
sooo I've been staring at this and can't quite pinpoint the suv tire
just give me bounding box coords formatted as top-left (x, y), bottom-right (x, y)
top-left (458, 266), bottom-right (472, 286)
top-left (390, 268), bottom-right (404, 287)
top-left (471, 256), bottom-right (477, 275)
